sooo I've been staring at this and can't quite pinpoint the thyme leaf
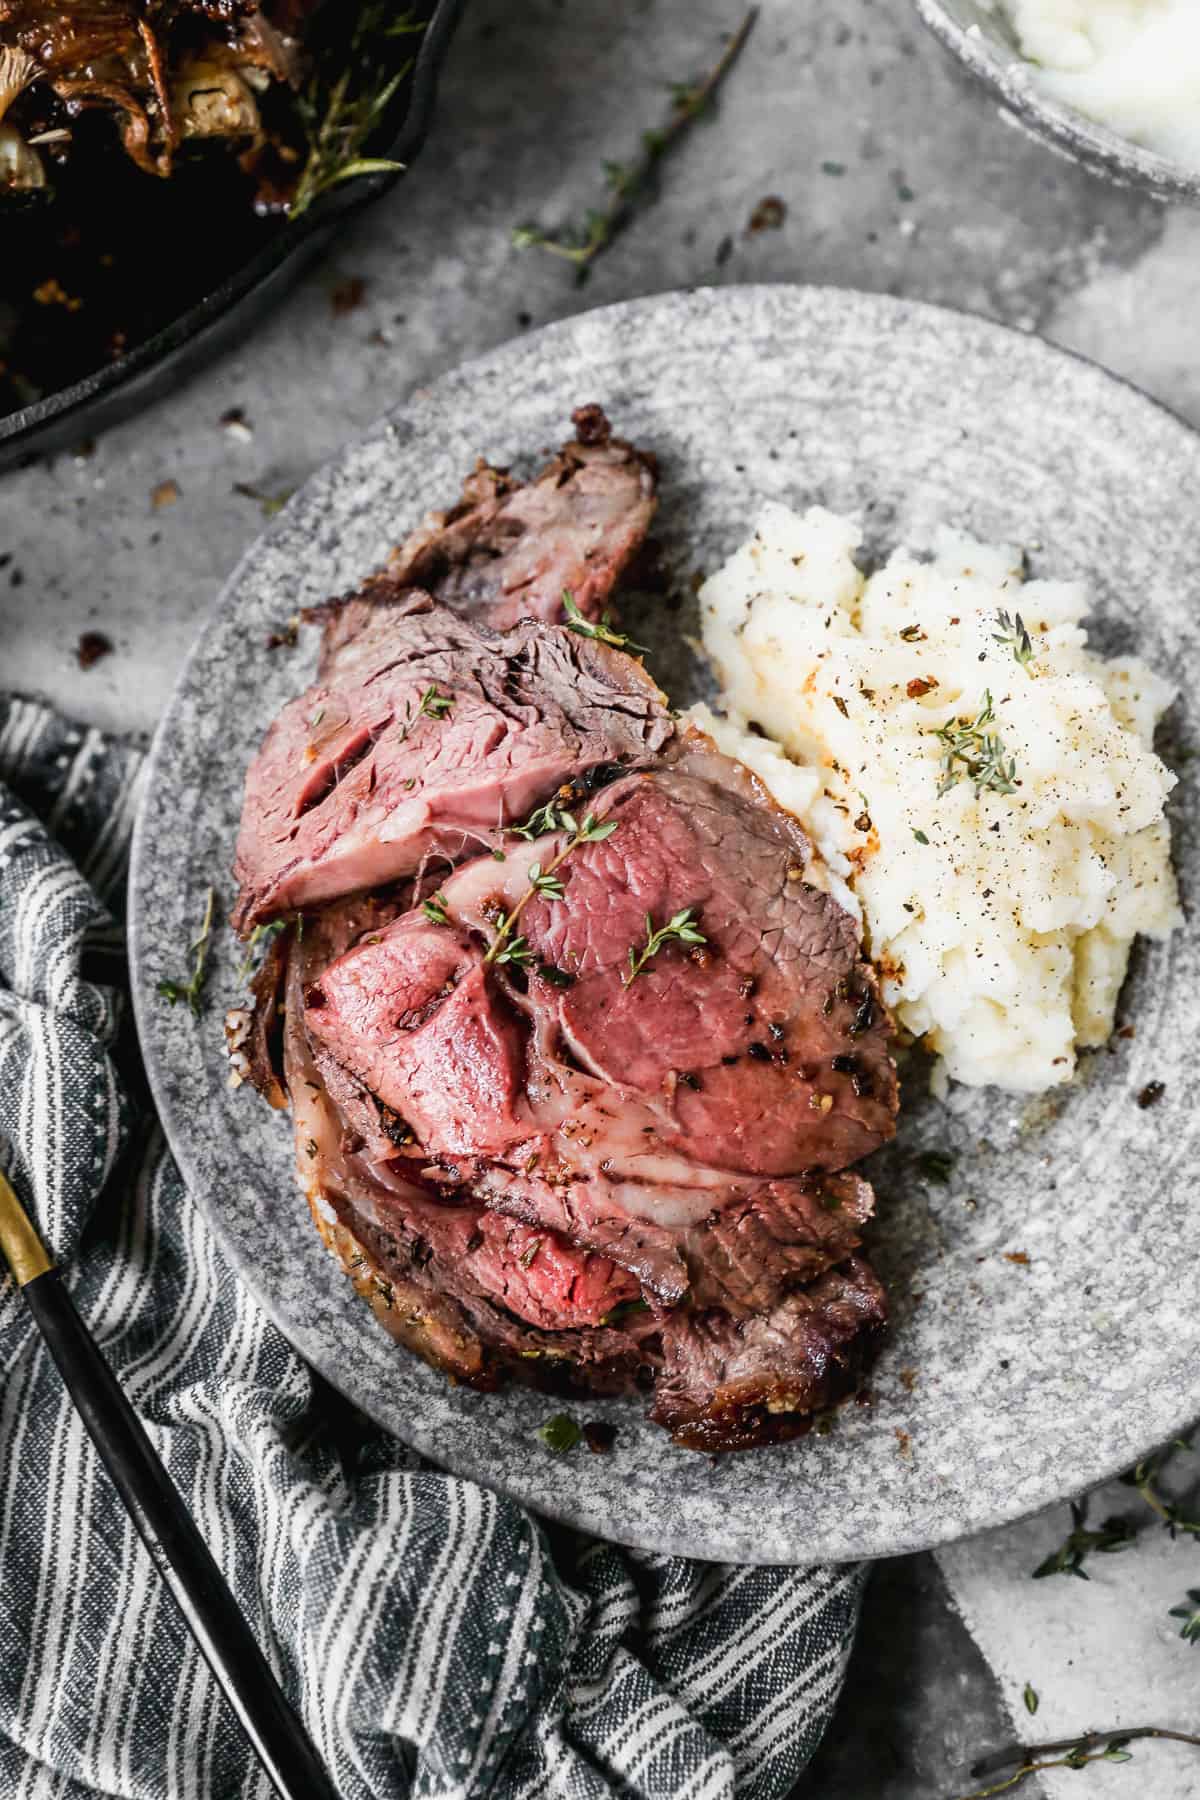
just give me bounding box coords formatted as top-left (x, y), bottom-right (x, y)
top-left (512, 10), bottom-right (757, 280)
top-left (236, 916), bottom-right (287, 984)
top-left (510, 796), bottom-right (571, 840)
top-left (562, 589), bottom-right (647, 653)
top-left (488, 927), bottom-right (533, 969)
top-left (993, 609), bottom-right (1034, 666)
top-left (157, 887), bottom-right (217, 1018)
top-left (537, 1414), bottom-right (582, 1454)
top-left (624, 907), bottom-right (707, 986)
top-left (917, 1149), bottom-right (956, 1184)
top-left (422, 893), bottom-right (451, 927)
top-left (1169, 1590), bottom-right (1200, 1644)
top-left (527, 863), bottom-right (566, 902)
top-left (933, 692), bottom-right (1019, 799)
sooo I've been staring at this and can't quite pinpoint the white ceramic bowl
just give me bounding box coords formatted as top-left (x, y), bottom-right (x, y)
top-left (915, 0), bottom-right (1200, 202)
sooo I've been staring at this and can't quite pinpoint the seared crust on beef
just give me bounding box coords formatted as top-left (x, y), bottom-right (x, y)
top-left (376, 405), bottom-right (657, 630)
top-left (652, 1260), bottom-right (888, 1451)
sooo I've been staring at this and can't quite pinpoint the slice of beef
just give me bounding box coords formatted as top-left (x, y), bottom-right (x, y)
top-left (652, 1259), bottom-right (888, 1451)
top-left (282, 898), bottom-right (654, 1391)
top-left (232, 591), bottom-right (672, 930)
top-left (373, 406), bottom-right (657, 630)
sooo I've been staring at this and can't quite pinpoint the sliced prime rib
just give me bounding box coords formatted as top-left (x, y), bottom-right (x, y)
top-left (282, 898), bottom-right (655, 1393)
top-left (232, 412), bottom-right (899, 1451)
top-left (303, 746), bottom-right (896, 1185)
top-left (232, 590), bottom-right (672, 930)
top-left (368, 404), bottom-right (657, 630)
top-left (284, 731), bottom-right (896, 1445)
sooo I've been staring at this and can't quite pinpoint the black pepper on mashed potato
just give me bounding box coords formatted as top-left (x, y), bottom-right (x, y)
top-left (692, 504), bottom-right (1181, 1093)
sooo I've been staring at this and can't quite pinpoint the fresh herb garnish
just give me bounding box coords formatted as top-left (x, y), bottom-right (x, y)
top-left (484, 812), bottom-right (618, 967)
top-left (511, 796), bottom-right (572, 841)
top-left (289, 6), bottom-right (424, 220)
top-left (512, 11), bottom-right (757, 280)
top-left (955, 1733), bottom-right (1142, 1798)
top-left (600, 1296), bottom-right (650, 1326)
top-left (993, 609), bottom-right (1035, 667)
top-left (526, 863), bottom-right (566, 902)
top-left (487, 931), bottom-right (533, 970)
top-left (537, 962), bottom-right (575, 987)
top-left (236, 917), bottom-right (288, 985)
top-left (537, 1414), bottom-right (582, 1454)
top-left (422, 893), bottom-right (451, 927)
top-left (561, 590), bottom-right (647, 653)
top-left (157, 887), bottom-right (217, 1018)
top-left (233, 481), bottom-right (295, 518)
top-left (624, 907), bottom-right (707, 986)
top-left (397, 683), bottom-right (454, 745)
top-left (1022, 1683), bottom-right (1038, 1716)
top-left (1170, 1591), bottom-right (1200, 1644)
top-left (933, 692), bottom-right (1018, 799)
top-left (912, 828), bottom-right (929, 846)
top-left (1031, 1501), bottom-right (1136, 1580)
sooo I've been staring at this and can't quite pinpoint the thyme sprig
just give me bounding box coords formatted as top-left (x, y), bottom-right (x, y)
top-left (933, 692), bottom-right (1018, 799)
top-left (422, 892), bottom-right (450, 927)
top-left (562, 590), bottom-right (647, 653)
top-left (484, 811), bottom-right (618, 967)
top-left (511, 796), bottom-right (572, 841)
top-left (290, 6), bottom-right (424, 220)
top-left (236, 916), bottom-right (288, 984)
top-left (398, 684), bottom-right (454, 744)
top-left (993, 610), bottom-right (1034, 666)
top-left (1031, 1501), bottom-right (1136, 1580)
top-left (954, 1726), bottom-right (1200, 1800)
top-left (624, 907), bottom-right (707, 986)
top-left (512, 9), bottom-right (757, 279)
top-left (157, 887), bottom-right (217, 1018)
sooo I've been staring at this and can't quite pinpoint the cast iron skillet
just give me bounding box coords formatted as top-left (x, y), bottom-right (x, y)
top-left (0, 0), bottom-right (466, 474)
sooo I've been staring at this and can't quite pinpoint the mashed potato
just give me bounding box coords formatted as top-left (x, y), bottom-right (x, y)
top-left (1002, 0), bottom-right (1200, 168)
top-left (694, 504), bottom-right (1181, 1093)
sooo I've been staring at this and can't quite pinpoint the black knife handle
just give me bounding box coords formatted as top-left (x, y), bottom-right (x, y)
top-left (22, 1269), bottom-right (341, 1800)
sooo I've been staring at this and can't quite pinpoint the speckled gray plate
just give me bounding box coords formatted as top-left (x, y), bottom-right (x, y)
top-left (130, 287), bottom-right (1200, 1565)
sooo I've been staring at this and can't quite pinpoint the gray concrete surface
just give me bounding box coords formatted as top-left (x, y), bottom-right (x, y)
top-left (5, 0), bottom-right (1200, 1793)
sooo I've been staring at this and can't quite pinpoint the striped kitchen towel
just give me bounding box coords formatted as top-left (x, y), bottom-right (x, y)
top-left (0, 693), bottom-right (863, 1800)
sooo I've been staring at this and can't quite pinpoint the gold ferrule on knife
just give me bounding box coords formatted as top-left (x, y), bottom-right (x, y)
top-left (0, 1171), bottom-right (54, 1287)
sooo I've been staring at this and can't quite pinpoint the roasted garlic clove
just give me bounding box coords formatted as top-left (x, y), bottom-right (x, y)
top-left (171, 59), bottom-right (263, 142)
